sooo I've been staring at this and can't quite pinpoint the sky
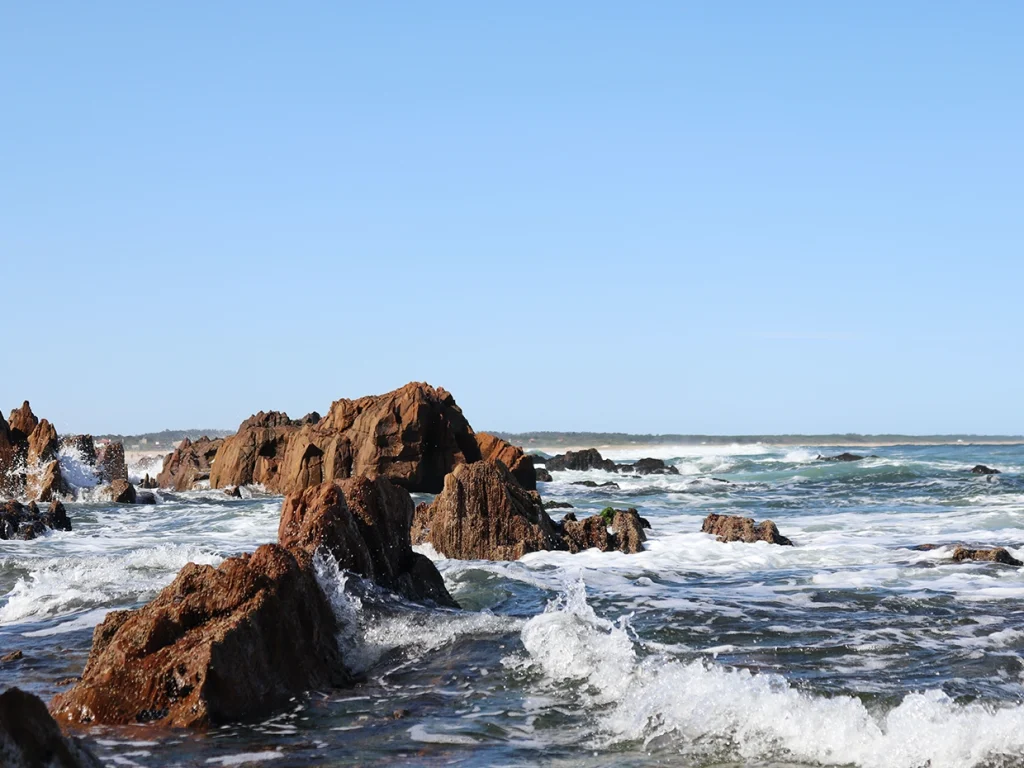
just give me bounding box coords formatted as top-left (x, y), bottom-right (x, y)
top-left (2, 3), bottom-right (1022, 436)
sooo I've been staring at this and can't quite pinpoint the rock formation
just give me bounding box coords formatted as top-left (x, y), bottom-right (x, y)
top-left (157, 436), bottom-right (224, 491)
top-left (210, 383), bottom-right (483, 495)
top-left (1, 499), bottom-right (71, 540)
top-left (624, 457), bottom-right (679, 475)
top-left (535, 467), bottom-right (553, 482)
top-left (701, 513), bottom-right (793, 545)
top-left (475, 432), bottom-right (537, 490)
top-left (545, 448), bottom-right (618, 473)
top-left (971, 465), bottom-right (1001, 475)
top-left (0, 687), bottom-right (102, 768)
top-left (7, 401), bottom-right (39, 442)
top-left (952, 546), bottom-right (1022, 566)
top-left (106, 479), bottom-right (137, 504)
top-left (412, 460), bottom-right (563, 560)
top-left (50, 544), bottom-right (345, 728)
top-left (279, 477), bottom-right (457, 607)
top-left (96, 442), bottom-right (128, 483)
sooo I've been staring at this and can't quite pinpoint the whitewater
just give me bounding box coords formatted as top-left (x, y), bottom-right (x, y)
top-left (3, 443), bottom-right (1024, 767)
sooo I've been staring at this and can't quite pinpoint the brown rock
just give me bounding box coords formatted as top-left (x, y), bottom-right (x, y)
top-left (107, 479), bottom-right (137, 504)
top-left (475, 433), bottom-right (537, 491)
top-left (612, 509), bottom-right (647, 553)
top-left (27, 419), bottom-right (59, 466)
top-left (2, 649), bottom-right (23, 662)
top-left (0, 687), bottom-right (102, 767)
top-left (412, 460), bottom-right (563, 561)
top-left (224, 485), bottom-right (242, 498)
top-left (279, 477), bottom-right (457, 608)
top-left (157, 436), bottom-right (224, 491)
top-left (701, 513), bottom-right (793, 546)
top-left (97, 442), bottom-right (128, 483)
top-left (140, 474), bottom-right (159, 489)
top-left (50, 544), bottom-right (345, 728)
top-left (0, 417), bottom-right (20, 498)
top-left (7, 400), bottom-right (39, 442)
top-left (952, 546), bottom-right (1022, 566)
top-left (562, 514), bottom-right (612, 553)
top-left (545, 448), bottom-right (618, 473)
top-left (37, 460), bottom-right (70, 502)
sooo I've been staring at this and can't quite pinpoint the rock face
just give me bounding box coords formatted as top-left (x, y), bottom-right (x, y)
top-left (107, 479), bottom-right (137, 504)
top-left (475, 433), bottom-right (537, 491)
top-left (50, 544), bottom-right (345, 728)
top-left (157, 436), bottom-right (224, 491)
top-left (97, 442), bottom-right (128, 482)
top-left (952, 546), bottom-right (1022, 566)
top-left (545, 448), bottom-right (618, 473)
top-left (1, 499), bottom-right (71, 540)
top-left (7, 401), bottom-right (39, 442)
top-left (27, 419), bottom-right (58, 466)
top-left (701, 513), bottom-right (793, 546)
top-left (413, 460), bottom-right (564, 560)
top-left (210, 383), bottom-right (482, 495)
top-left (971, 465), bottom-right (1001, 475)
top-left (279, 478), bottom-right (457, 607)
top-left (36, 460), bottom-right (70, 502)
top-left (0, 687), bottom-right (102, 768)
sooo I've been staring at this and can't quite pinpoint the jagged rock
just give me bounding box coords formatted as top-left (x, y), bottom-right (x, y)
top-left (562, 514), bottom-right (612, 552)
top-left (279, 477), bottom-right (457, 607)
top-left (412, 460), bottom-right (563, 560)
top-left (545, 448), bottom-right (618, 473)
top-left (50, 544), bottom-right (345, 728)
top-left (560, 507), bottom-right (647, 554)
top-left (971, 465), bottom-right (1001, 475)
top-left (27, 419), bottom-right (58, 466)
top-left (543, 500), bottom-right (573, 509)
top-left (0, 498), bottom-right (71, 539)
top-left (818, 452), bottom-right (866, 462)
top-left (210, 383), bottom-right (482, 495)
top-left (0, 687), bottom-right (103, 767)
top-left (157, 436), bottom-right (223, 491)
top-left (59, 435), bottom-right (97, 465)
top-left (570, 480), bottom-right (620, 489)
top-left (97, 442), bottom-right (128, 482)
top-left (701, 513), bottom-right (793, 545)
top-left (7, 401), bottom-right (39, 442)
top-left (2, 650), bottom-right (23, 663)
top-left (475, 432), bottom-right (537, 490)
top-left (37, 460), bottom-right (70, 502)
top-left (535, 467), bottom-right (553, 482)
top-left (107, 479), bottom-right (136, 504)
top-left (622, 457), bottom-right (679, 475)
top-left (952, 546), bottom-right (1022, 566)
top-left (612, 509), bottom-right (647, 553)
top-left (140, 474), bottom-right (159, 489)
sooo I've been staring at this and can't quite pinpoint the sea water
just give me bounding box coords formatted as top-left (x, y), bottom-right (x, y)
top-left (3, 444), bottom-right (1024, 767)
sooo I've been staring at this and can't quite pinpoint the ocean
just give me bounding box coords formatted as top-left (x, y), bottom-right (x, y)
top-left (3, 443), bottom-right (1024, 767)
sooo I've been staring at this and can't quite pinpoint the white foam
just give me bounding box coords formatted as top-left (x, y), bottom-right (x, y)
top-left (512, 581), bottom-right (1024, 768)
top-left (205, 752), bottom-right (282, 765)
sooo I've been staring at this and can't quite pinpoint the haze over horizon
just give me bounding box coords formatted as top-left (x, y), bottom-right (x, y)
top-left (4, 3), bottom-right (1022, 436)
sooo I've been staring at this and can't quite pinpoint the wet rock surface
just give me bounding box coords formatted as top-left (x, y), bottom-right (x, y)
top-left (701, 513), bottom-right (793, 545)
top-left (545, 448), bottom-right (618, 473)
top-left (952, 546), bottom-right (1022, 566)
top-left (0, 499), bottom-right (71, 540)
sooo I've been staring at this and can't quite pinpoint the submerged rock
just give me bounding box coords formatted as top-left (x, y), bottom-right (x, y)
top-left (971, 464), bottom-right (1001, 475)
top-left (475, 432), bottom-right (537, 490)
top-left (210, 383), bottom-right (481, 495)
top-left (952, 546), bottom-right (1022, 566)
top-left (157, 436), bottom-right (224, 491)
top-left (620, 457), bottom-right (679, 475)
top-left (818, 452), bottom-right (866, 462)
top-left (279, 477), bottom-right (457, 608)
top-left (570, 480), bottom-right (620, 489)
top-left (701, 513), bottom-right (793, 546)
top-left (0, 687), bottom-right (103, 767)
top-left (51, 544), bottom-right (345, 728)
top-left (412, 460), bottom-right (563, 561)
top-left (545, 448), bottom-right (618, 473)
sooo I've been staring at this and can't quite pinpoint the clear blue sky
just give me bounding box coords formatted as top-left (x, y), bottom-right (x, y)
top-left (2, 3), bottom-right (1022, 436)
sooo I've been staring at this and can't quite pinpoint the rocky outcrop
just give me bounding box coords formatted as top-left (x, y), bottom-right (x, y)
top-left (701, 513), bottom-right (793, 545)
top-left (0, 687), bottom-right (102, 768)
top-left (7, 401), bottom-right (39, 441)
top-left (475, 433), bottom-right (537, 490)
top-left (157, 436), bottom-right (223, 491)
top-left (0, 418), bottom-right (18, 497)
top-left (107, 479), bottom-right (137, 504)
top-left (545, 448), bottom-right (618, 473)
top-left (0, 499), bottom-right (71, 540)
top-left (562, 514), bottom-right (610, 552)
top-left (623, 457), bottom-right (679, 475)
top-left (279, 477), bottom-right (457, 607)
top-left (97, 442), bottom-right (128, 483)
top-left (36, 461), bottom-right (70, 502)
top-left (27, 419), bottom-right (58, 466)
top-left (818, 452), bottom-right (866, 462)
top-left (535, 467), bottom-right (553, 482)
top-left (543, 499), bottom-right (573, 509)
top-left (571, 480), bottom-right (619, 489)
top-left (50, 544), bottom-right (345, 728)
top-left (412, 460), bottom-right (563, 560)
top-left (561, 507), bottom-right (648, 554)
top-left (952, 546), bottom-right (1022, 566)
top-left (140, 474), bottom-right (159, 489)
top-left (971, 465), bottom-right (1001, 475)
top-left (210, 383), bottom-right (481, 495)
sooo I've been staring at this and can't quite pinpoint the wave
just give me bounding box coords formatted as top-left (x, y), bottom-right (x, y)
top-left (512, 580), bottom-right (1024, 768)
